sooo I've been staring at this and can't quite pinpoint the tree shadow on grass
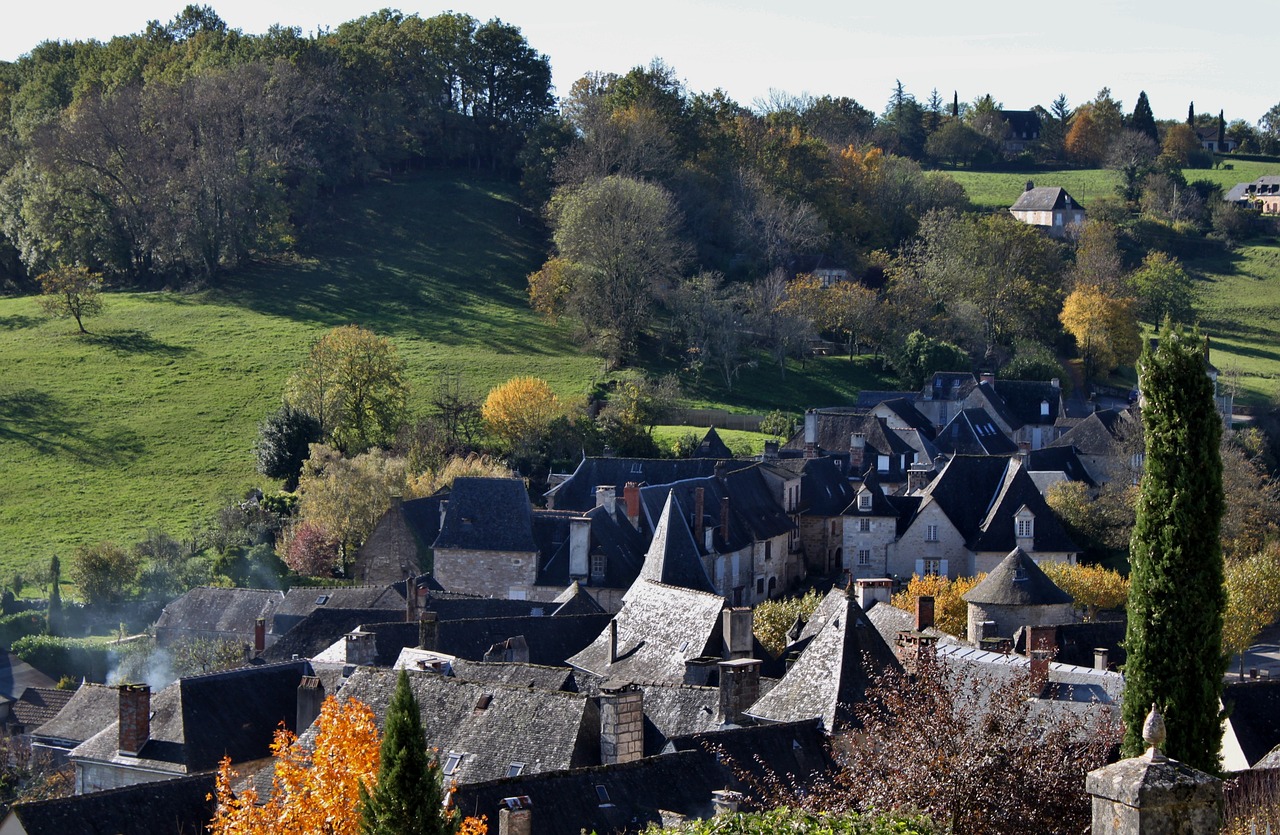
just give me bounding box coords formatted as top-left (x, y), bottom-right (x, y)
top-left (82, 329), bottom-right (191, 357)
top-left (0, 388), bottom-right (145, 466)
top-left (0, 315), bottom-right (39, 330)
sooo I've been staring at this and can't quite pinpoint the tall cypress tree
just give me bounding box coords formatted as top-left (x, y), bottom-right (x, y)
top-left (1130, 91), bottom-right (1157, 141)
top-left (1121, 323), bottom-right (1226, 772)
top-left (46, 556), bottom-right (61, 636)
top-left (1187, 101), bottom-right (1196, 127)
top-left (360, 669), bottom-right (457, 835)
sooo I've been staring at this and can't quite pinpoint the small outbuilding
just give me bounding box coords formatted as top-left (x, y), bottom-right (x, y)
top-left (963, 547), bottom-right (1074, 644)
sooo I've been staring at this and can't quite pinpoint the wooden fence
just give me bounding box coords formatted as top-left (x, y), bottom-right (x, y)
top-left (669, 408), bottom-right (765, 432)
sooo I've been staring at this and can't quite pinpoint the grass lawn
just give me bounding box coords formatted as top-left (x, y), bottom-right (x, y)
top-left (1191, 241), bottom-right (1280, 404)
top-left (652, 426), bottom-right (781, 457)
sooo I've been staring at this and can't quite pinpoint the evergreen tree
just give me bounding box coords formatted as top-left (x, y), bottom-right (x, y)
top-left (1130, 91), bottom-right (1158, 141)
top-left (46, 555), bottom-right (61, 636)
top-left (360, 669), bottom-right (457, 835)
top-left (952, 90), bottom-right (959, 118)
top-left (1121, 323), bottom-right (1226, 772)
top-left (1218, 110), bottom-right (1227, 146)
top-left (1188, 101), bottom-right (1196, 127)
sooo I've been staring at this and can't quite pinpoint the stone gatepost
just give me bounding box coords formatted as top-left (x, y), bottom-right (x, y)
top-left (1086, 705), bottom-right (1222, 835)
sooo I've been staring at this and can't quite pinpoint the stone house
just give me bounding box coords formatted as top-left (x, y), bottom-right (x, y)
top-left (1009, 182), bottom-right (1086, 238)
top-left (353, 494), bottom-right (444, 585)
top-left (1049, 408), bottom-right (1141, 485)
top-left (963, 547), bottom-right (1076, 644)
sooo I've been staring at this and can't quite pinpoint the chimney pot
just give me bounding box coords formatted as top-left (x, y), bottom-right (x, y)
top-left (1094, 647), bottom-right (1109, 671)
top-left (254, 617), bottom-right (266, 654)
top-left (915, 595), bottom-right (935, 631)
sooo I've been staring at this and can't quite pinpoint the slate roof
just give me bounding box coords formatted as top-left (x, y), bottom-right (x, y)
top-left (360, 614), bottom-right (613, 667)
top-left (545, 458), bottom-right (728, 511)
top-left (1011, 619), bottom-right (1127, 669)
top-left (934, 408), bottom-right (1020, 456)
top-left (639, 492), bottom-right (717, 593)
top-left (1010, 186), bottom-right (1082, 212)
top-left (692, 427), bottom-right (734, 459)
top-left (334, 667), bottom-right (598, 786)
top-left (1049, 408), bottom-right (1136, 456)
top-left (434, 478), bottom-right (538, 552)
top-left (925, 372), bottom-right (979, 402)
top-left (854, 390), bottom-right (918, 409)
top-left (9, 687), bottom-right (75, 730)
top-left (1225, 680), bottom-right (1280, 767)
top-left (875, 397), bottom-right (937, 438)
top-left (846, 469), bottom-right (898, 517)
top-left (568, 581), bottom-right (726, 684)
top-left (747, 589), bottom-right (900, 731)
top-left (793, 456), bottom-right (857, 516)
top-left (535, 505), bottom-right (646, 591)
top-left (970, 463), bottom-right (1079, 555)
top-left (551, 582), bottom-right (607, 616)
top-left (264, 608), bottom-right (413, 663)
top-left (963, 548), bottom-right (1073, 606)
top-left (70, 661), bottom-right (308, 774)
top-left (664, 718), bottom-right (834, 786)
top-left (1025, 445), bottom-right (1097, 487)
top-left (32, 683), bottom-right (120, 748)
top-left (4, 772), bottom-right (216, 835)
top-left (1000, 109), bottom-right (1041, 137)
top-left (992, 379), bottom-right (1062, 427)
top-left (152, 587), bottom-right (284, 644)
top-left (638, 685), bottom-right (723, 754)
top-left (450, 660), bottom-right (578, 693)
top-left (635, 471), bottom-right (787, 556)
top-left (273, 584), bottom-right (406, 634)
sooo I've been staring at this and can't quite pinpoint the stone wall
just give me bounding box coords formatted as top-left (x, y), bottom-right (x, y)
top-left (966, 601), bottom-right (1076, 643)
top-left (433, 547), bottom-right (538, 599)
top-left (355, 505), bottom-right (422, 585)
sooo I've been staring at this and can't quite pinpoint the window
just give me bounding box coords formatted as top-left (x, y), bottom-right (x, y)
top-left (595, 785), bottom-right (611, 804)
top-left (877, 454), bottom-right (890, 472)
top-left (314, 595), bottom-right (329, 606)
top-left (858, 493), bottom-right (872, 511)
top-left (859, 519), bottom-right (871, 533)
top-left (442, 753), bottom-right (462, 776)
top-left (507, 763), bottom-right (525, 778)
top-left (1017, 518), bottom-right (1033, 538)
top-left (590, 553), bottom-right (607, 582)
top-left (756, 578), bottom-right (765, 595)
top-left (857, 549), bottom-right (871, 567)
top-left (923, 558), bottom-right (942, 576)
top-left (926, 524), bottom-right (939, 542)
top-left (764, 541), bottom-right (772, 561)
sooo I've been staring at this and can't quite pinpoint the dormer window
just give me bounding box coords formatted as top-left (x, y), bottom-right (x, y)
top-left (877, 455), bottom-right (890, 472)
top-left (1017, 514), bottom-right (1034, 539)
top-left (1040, 399), bottom-right (1050, 418)
top-left (590, 553), bottom-right (607, 582)
top-left (858, 493), bottom-right (872, 511)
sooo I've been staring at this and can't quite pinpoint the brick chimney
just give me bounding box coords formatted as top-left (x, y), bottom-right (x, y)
top-left (718, 658), bottom-right (761, 723)
top-left (803, 409), bottom-right (818, 458)
top-left (895, 631), bottom-right (938, 675)
top-left (595, 485), bottom-right (617, 514)
top-left (694, 487), bottom-right (705, 549)
top-left (297, 675), bottom-right (324, 733)
top-left (1030, 649), bottom-right (1051, 695)
top-left (118, 684), bottom-right (150, 756)
top-left (980, 371), bottom-right (995, 387)
top-left (418, 611), bottom-right (438, 651)
top-left (1026, 625), bottom-right (1056, 656)
top-left (850, 433), bottom-right (866, 473)
top-left (599, 681), bottom-right (643, 765)
top-left (254, 617), bottom-right (266, 655)
top-left (623, 482), bottom-right (641, 526)
top-left (721, 607), bottom-right (753, 660)
top-left (569, 515), bottom-right (591, 579)
top-left (915, 595), bottom-right (935, 631)
top-left (498, 797), bottom-right (533, 835)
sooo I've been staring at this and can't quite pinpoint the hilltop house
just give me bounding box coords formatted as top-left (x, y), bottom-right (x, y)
top-left (999, 110), bottom-right (1041, 153)
top-left (1009, 182), bottom-right (1086, 238)
top-left (1224, 175), bottom-right (1280, 214)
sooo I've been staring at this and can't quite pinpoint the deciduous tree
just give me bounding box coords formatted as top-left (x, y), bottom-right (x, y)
top-left (1059, 285), bottom-right (1140, 379)
top-left (1122, 324), bottom-right (1226, 771)
top-left (480, 376), bottom-right (561, 453)
top-left (1222, 543), bottom-right (1280, 679)
top-left (890, 573), bottom-right (981, 636)
top-left (1039, 561), bottom-right (1130, 621)
top-left (254, 405), bottom-right (323, 491)
top-left (210, 695), bottom-right (381, 835)
top-left (285, 326), bottom-right (409, 453)
top-left (295, 445), bottom-right (408, 575)
top-left (1130, 251), bottom-right (1194, 326)
top-left (36, 265), bottom-right (103, 333)
top-left (69, 542), bottom-right (139, 607)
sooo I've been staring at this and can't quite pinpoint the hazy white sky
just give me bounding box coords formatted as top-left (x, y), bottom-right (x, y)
top-left (4, 1), bottom-right (1278, 123)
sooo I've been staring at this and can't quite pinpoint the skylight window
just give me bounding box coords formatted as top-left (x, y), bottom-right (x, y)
top-left (315, 595), bottom-right (329, 605)
top-left (595, 785), bottom-right (610, 803)
top-left (507, 763), bottom-right (524, 778)
top-left (442, 753), bottom-right (462, 776)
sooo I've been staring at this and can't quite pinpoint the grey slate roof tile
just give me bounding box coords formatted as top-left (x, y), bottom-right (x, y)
top-left (6, 772), bottom-right (216, 835)
top-left (434, 478), bottom-right (538, 552)
top-left (545, 458), bottom-right (729, 511)
top-left (32, 682), bottom-right (120, 748)
top-left (963, 548), bottom-right (1073, 606)
top-left (153, 587), bottom-right (284, 644)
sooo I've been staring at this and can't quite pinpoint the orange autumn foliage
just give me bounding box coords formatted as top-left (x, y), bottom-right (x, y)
top-left (210, 695), bottom-right (381, 834)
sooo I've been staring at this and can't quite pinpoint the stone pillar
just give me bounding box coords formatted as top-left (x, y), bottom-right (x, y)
top-left (599, 681), bottom-right (644, 765)
top-left (1086, 705), bottom-right (1221, 835)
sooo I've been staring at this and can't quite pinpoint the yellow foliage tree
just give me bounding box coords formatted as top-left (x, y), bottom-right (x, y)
top-left (294, 445), bottom-right (408, 575)
top-left (210, 695), bottom-right (381, 834)
top-left (1222, 543), bottom-right (1280, 678)
top-left (406, 453), bottom-right (518, 498)
top-left (1161, 123), bottom-right (1201, 166)
top-left (890, 574), bottom-right (982, 636)
top-left (481, 376), bottom-right (562, 452)
top-left (753, 588), bottom-right (824, 657)
top-left (1059, 285), bottom-right (1140, 379)
top-left (1039, 561), bottom-right (1130, 621)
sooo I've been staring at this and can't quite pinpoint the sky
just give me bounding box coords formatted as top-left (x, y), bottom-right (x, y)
top-left (3, 0), bottom-right (1278, 124)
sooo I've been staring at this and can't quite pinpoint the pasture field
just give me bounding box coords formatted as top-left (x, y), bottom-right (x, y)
top-left (1193, 243), bottom-right (1280, 404)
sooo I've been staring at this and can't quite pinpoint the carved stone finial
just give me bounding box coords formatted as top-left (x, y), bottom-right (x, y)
top-left (1143, 703), bottom-right (1167, 762)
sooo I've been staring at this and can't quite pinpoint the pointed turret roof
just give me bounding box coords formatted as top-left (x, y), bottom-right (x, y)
top-left (963, 547), bottom-right (1073, 606)
top-left (640, 491), bottom-right (716, 594)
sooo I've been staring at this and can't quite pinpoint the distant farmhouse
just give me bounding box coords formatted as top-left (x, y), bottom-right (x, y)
top-left (1224, 175), bottom-right (1280, 214)
top-left (1009, 182), bottom-right (1086, 238)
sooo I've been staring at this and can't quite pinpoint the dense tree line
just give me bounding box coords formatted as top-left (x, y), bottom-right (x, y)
top-left (0, 4), bottom-right (554, 287)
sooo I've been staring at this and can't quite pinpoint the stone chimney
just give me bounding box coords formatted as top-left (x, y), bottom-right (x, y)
top-left (595, 485), bottom-right (617, 514)
top-left (1025, 179), bottom-right (1035, 192)
top-left (763, 440), bottom-right (779, 460)
top-left (569, 515), bottom-right (591, 579)
top-left (598, 681), bottom-right (643, 765)
top-left (254, 617), bottom-right (266, 655)
top-left (297, 675), bottom-right (324, 733)
top-left (418, 611), bottom-right (438, 651)
top-left (118, 684), bottom-right (150, 756)
top-left (712, 789), bottom-right (743, 815)
top-left (854, 578), bottom-right (893, 610)
top-left (405, 580), bottom-right (418, 623)
top-left (1094, 647), bottom-right (1109, 671)
top-left (721, 607), bottom-right (753, 660)
top-left (849, 433), bottom-right (866, 473)
top-left (718, 658), bottom-right (761, 723)
top-left (345, 629), bottom-right (377, 667)
top-left (803, 409), bottom-right (818, 458)
top-left (906, 463), bottom-right (931, 494)
top-left (895, 631), bottom-right (937, 675)
top-left (498, 797), bottom-right (533, 835)
top-left (694, 488), bottom-right (705, 550)
top-left (915, 595), bottom-right (935, 631)
top-left (622, 482), bottom-right (641, 526)
top-left (1087, 705), bottom-right (1222, 835)
top-left (484, 636), bottom-right (530, 664)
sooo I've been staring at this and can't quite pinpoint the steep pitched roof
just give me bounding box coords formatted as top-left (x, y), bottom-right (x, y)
top-left (934, 408), bottom-right (1020, 456)
top-left (449, 660), bottom-right (578, 693)
top-left (152, 587), bottom-right (284, 643)
top-left (963, 548), bottom-right (1073, 606)
top-left (640, 492), bottom-right (717, 593)
top-left (794, 456), bottom-right (857, 516)
top-left (32, 682), bottom-right (120, 748)
top-left (1010, 186), bottom-right (1081, 212)
top-left (720, 466), bottom-right (795, 543)
top-left (273, 584), bottom-right (406, 634)
top-left (544, 458), bottom-right (727, 511)
top-left (925, 372), bottom-right (978, 402)
top-left (333, 667), bottom-right (597, 785)
top-left (362, 614), bottom-right (613, 667)
top-left (1049, 408), bottom-right (1136, 456)
top-left (551, 581), bottom-right (608, 616)
top-left (568, 581), bottom-right (725, 684)
top-left (970, 461), bottom-right (1079, 554)
top-left (5, 772), bottom-right (215, 835)
top-left (70, 661), bottom-right (308, 774)
top-left (993, 379), bottom-right (1062, 427)
top-left (1225, 680), bottom-right (1280, 767)
top-left (854, 390), bottom-right (918, 409)
top-left (845, 469), bottom-right (898, 517)
top-left (535, 505), bottom-right (645, 591)
top-left (434, 478), bottom-right (537, 552)
top-left (919, 455), bottom-right (1021, 545)
top-left (692, 427), bottom-right (734, 459)
top-left (876, 397), bottom-right (937, 438)
top-left (9, 687), bottom-right (75, 730)
top-left (1025, 445), bottom-right (1097, 487)
top-left (747, 589), bottom-right (900, 731)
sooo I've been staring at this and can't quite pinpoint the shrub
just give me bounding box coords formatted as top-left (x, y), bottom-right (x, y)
top-left (0, 612), bottom-right (47, 646)
top-left (650, 807), bottom-right (940, 835)
top-left (12, 635), bottom-right (110, 682)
